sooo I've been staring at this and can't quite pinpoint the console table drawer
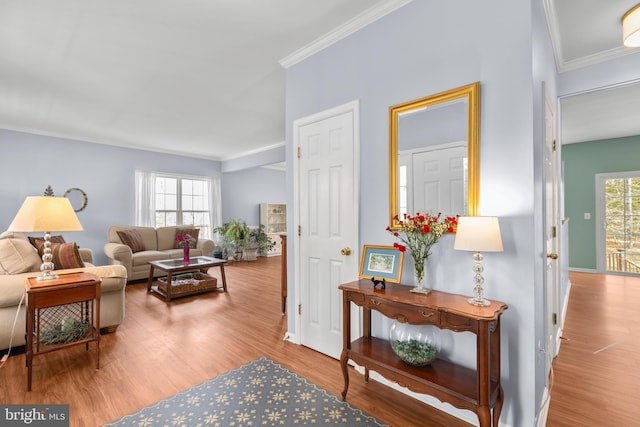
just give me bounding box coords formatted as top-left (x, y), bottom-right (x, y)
top-left (366, 296), bottom-right (440, 325)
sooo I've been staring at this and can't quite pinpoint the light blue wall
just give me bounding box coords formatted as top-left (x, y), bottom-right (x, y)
top-left (221, 167), bottom-right (286, 226)
top-left (284, 1), bottom-right (558, 425)
top-left (0, 130), bottom-right (221, 265)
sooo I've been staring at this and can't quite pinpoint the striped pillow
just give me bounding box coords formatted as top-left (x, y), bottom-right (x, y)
top-left (49, 242), bottom-right (84, 270)
top-left (117, 229), bottom-right (146, 253)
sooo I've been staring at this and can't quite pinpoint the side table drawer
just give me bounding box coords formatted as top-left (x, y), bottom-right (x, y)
top-left (366, 296), bottom-right (440, 325)
top-left (31, 285), bottom-right (97, 309)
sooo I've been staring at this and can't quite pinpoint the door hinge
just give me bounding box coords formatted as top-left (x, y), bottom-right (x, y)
top-left (298, 304), bottom-right (301, 315)
top-left (552, 226), bottom-right (557, 238)
top-left (552, 139), bottom-right (557, 151)
top-left (298, 225), bottom-right (301, 236)
top-left (552, 313), bottom-right (557, 325)
top-left (297, 147), bottom-right (301, 158)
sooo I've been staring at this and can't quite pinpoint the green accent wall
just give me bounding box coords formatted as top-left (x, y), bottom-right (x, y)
top-left (562, 135), bottom-right (640, 269)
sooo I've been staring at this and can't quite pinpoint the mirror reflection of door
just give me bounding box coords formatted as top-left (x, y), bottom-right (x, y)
top-left (397, 98), bottom-right (468, 217)
top-left (399, 143), bottom-right (467, 217)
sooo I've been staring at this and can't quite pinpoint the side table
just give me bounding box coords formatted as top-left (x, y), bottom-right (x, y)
top-left (25, 272), bottom-right (101, 391)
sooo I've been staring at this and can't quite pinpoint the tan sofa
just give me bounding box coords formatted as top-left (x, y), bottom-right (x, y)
top-left (0, 231), bottom-right (127, 351)
top-left (104, 225), bottom-right (215, 282)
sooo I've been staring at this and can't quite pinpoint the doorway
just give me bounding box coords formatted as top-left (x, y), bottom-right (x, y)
top-left (596, 171), bottom-right (640, 274)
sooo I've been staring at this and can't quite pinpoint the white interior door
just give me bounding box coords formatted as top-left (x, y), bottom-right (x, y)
top-left (295, 102), bottom-right (359, 359)
top-left (544, 84), bottom-right (561, 362)
top-left (412, 144), bottom-right (466, 217)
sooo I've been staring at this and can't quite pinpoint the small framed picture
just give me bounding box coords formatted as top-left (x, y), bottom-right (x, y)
top-left (359, 244), bottom-right (404, 283)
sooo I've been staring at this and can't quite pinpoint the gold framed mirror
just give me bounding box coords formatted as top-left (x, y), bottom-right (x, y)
top-left (389, 82), bottom-right (480, 229)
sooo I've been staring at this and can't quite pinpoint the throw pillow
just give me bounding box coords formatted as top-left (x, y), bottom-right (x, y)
top-left (174, 228), bottom-right (200, 249)
top-left (29, 235), bottom-right (66, 249)
top-left (0, 238), bottom-right (42, 275)
top-left (49, 242), bottom-right (85, 270)
top-left (117, 229), bottom-right (146, 253)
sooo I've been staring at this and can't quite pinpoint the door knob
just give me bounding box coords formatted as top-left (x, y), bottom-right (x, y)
top-left (341, 247), bottom-right (352, 256)
top-left (547, 253), bottom-right (559, 259)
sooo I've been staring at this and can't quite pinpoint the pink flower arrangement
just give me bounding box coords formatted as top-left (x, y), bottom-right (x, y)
top-left (176, 233), bottom-right (196, 248)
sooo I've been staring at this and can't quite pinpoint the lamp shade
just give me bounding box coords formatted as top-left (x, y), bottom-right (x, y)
top-left (453, 216), bottom-right (503, 252)
top-left (8, 196), bottom-right (83, 232)
top-left (623, 4), bottom-right (640, 47)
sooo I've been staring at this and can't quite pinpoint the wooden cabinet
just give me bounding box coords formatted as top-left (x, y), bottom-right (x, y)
top-left (260, 203), bottom-right (286, 256)
top-left (339, 279), bottom-right (508, 427)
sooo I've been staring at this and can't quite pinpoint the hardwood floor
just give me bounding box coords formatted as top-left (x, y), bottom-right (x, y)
top-left (547, 271), bottom-right (640, 426)
top-left (0, 257), bottom-right (471, 427)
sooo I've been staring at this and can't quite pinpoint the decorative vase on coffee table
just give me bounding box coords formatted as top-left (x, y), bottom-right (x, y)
top-left (183, 246), bottom-right (190, 264)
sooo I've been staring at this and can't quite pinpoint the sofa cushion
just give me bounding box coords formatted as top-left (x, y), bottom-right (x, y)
top-left (116, 229), bottom-right (146, 253)
top-left (0, 238), bottom-right (42, 274)
top-left (0, 231), bottom-right (28, 241)
top-left (174, 228), bottom-right (200, 249)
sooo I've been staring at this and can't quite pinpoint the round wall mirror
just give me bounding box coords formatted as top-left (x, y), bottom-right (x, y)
top-left (64, 188), bottom-right (88, 212)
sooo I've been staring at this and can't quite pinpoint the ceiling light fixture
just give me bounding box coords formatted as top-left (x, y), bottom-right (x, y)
top-left (623, 4), bottom-right (640, 47)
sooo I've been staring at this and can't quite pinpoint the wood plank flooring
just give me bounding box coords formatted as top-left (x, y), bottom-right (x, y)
top-left (546, 271), bottom-right (640, 426)
top-left (0, 257), bottom-right (471, 427)
top-left (4, 262), bottom-right (631, 426)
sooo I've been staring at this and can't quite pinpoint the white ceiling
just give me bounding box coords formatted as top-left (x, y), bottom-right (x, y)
top-left (545, 0), bottom-right (640, 144)
top-left (0, 0), bottom-right (638, 158)
top-left (0, 0), bottom-right (406, 160)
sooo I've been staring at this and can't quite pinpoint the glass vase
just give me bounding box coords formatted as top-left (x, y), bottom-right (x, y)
top-left (389, 321), bottom-right (440, 366)
top-left (183, 246), bottom-right (190, 264)
top-left (411, 255), bottom-right (431, 294)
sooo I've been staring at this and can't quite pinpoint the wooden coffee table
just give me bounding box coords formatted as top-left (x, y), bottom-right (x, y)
top-left (147, 256), bottom-right (228, 301)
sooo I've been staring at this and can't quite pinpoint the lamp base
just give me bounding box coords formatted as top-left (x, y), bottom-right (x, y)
top-left (37, 271), bottom-right (59, 281)
top-left (37, 231), bottom-right (57, 281)
top-left (468, 297), bottom-right (491, 307)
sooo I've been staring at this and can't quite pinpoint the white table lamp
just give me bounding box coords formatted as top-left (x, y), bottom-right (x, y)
top-left (8, 195), bottom-right (83, 280)
top-left (454, 216), bottom-right (503, 306)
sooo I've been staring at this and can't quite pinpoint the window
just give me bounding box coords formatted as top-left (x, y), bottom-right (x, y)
top-left (596, 171), bottom-right (640, 274)
top-left (604, 175), bottom-right (640, 273)
top-left (136, 171), bottom-right (221, 240)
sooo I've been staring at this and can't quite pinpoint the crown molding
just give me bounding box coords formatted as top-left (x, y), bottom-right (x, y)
top-left (221, 141), bottom-right (285, 161)
top-left (544, 0), bottom-right (639, 73)
top-left (279, 0), bottom-right (413, 69)
top-left (558, 45), bottom-right (639, 73)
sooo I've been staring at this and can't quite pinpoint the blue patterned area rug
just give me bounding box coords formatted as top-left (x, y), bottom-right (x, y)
top-left (103, 356), bottom-right (388, 426)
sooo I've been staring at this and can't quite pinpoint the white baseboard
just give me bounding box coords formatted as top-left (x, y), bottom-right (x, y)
top-left (537, 386), bottom-right (551, 427)
top-left (568, 267), bottom-right (596, 273)
top-left (283, 331), bottom-right (299, 344)
top-left (352, 366), bottom-right (482, 426)
top-left (539, 279), bottom-right (572, 427)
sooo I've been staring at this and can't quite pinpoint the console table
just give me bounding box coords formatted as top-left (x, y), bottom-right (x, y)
top-left (339, 279), bottom-right (508, 427)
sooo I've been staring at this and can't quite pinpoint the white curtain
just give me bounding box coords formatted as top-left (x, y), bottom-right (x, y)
top-left (209, 174), bottom-right (222, 234)
top-left (135, 170), bottom-right (222, 234)
top-left (135, 170), bottom-right (156, 227)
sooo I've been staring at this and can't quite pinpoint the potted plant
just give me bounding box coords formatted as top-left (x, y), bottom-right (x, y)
top-left (224, 218), bottom-right (249, 261)
top-left (212, 223), bottom-right (230, 260)
top-left (250, 224), bottom-right (276, 257)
